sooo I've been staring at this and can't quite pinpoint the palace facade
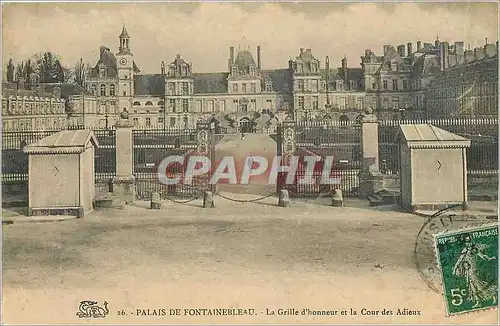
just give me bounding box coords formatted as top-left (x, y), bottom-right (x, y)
top-left (3, 26), bottom-right (498, 132)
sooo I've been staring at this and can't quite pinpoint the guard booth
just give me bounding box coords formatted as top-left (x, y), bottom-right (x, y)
top-left (23, 130), bottom-right (99, 217)
top-left (398, 124), bottom-right (470, 212)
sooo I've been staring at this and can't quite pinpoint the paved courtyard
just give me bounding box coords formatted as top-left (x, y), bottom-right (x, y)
top-left (2, 196), bottom-right (498, 324)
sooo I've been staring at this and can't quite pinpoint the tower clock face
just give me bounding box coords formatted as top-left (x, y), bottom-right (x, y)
top-left (120, 58), bottom-right (127, 65)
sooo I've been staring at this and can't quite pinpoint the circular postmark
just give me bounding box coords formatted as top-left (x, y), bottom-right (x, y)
top-left (414, 206), bottom-right (498, 293)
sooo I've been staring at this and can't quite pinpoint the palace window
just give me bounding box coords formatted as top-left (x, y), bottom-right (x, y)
top-left (392, 80), bottom-right (398, 91)
top-left (100, 84), bottom-right (106, 96)
top-left (183, 116), bottom-right (188, 126)
top-left (170, 117), bottom-right (176, 127)
top-left (312, 96), bottom-right (319, 110)
top-left (265, 82), bottom-right (272, 92)
top-left (169, 67), bottom-right (175, 76)
top-left (158, 118), bottom-right (164, 124)
top-left (383, 98), bottom-right (389, 109)
top-left (146, 118), bottom-right (151, 127)
top-left (233, 84), bottom-right (238, 93)
top-left (182, 66), bottom-right (188, 75)
top-left (340, 97), bottom-right (346, 110)
top-left (182, 82), bottom-right (189, 95)
top-left (219, 100), bottom-right (226, 111)
top-left (145, 101), bottom-right (153, 106)
top-left (311, 80), bottom-right (318, 92)
top-left (170, 99), bottom-right (176, 113)
top-left (168, 83), bottom-right (175, 95)
top-left (242, 83), bottom-right (247, 93)
top-left (383, 80), bottom-right (388, 90)
top-left (403, 80), bottom-right (409, 90)
top-left (350, 81), bottom-right (357, 90)
top-left (99, 66), bottom-right (106, 78)
top-left (311, 62), bottom-right (318, 73)
top-left (182, 99), bottom-right (189, 112)
top-left (109, 84), bottom-right (115, 96)
top-left (357, 98), bottom-right (364, 111)
top-left (298, 80), bottom-right (305, 92)
top-left (392, 97), bottom-right (399, 109)
top-left (233, 100), bottom-right (238, 110)
top-left (297, 96), bottom-right (304, 110)
top-left (251, 83), bottom-right (256, 93)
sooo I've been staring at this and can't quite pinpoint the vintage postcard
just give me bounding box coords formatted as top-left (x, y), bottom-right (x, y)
top-left (1, 1), bottom-right (499, 325)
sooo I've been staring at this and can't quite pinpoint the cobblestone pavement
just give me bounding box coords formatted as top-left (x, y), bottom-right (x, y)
top-left (2, 197), bottom-right (498, 324)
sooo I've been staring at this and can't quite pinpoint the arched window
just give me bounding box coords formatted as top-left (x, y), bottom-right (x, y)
top-left (133, 101), bottom-right (141, 106)
top-left (109, 84), bottom-right (115, 96)
top-left (145, 101), bottom-right (153, 106)
top-left (100, 84), bottom-right (106, 96)
top-left (158, 101), bottom-right (164, 107)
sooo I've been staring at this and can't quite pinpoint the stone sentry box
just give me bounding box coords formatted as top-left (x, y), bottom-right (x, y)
top-left (23, 130), bottom-right (99, 217)
top-left (398, 124), bottom-right (470, 212)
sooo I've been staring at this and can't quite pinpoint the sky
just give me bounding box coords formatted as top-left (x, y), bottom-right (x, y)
top-left (2, 1), bottom-right (499, 74)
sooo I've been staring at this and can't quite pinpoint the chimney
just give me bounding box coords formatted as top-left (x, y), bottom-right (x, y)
top-left (230, 46), bottom-right (234, 64)
top-left (257, 45), bottom-right (261, 69)
top-left (341, 56), bottom-right (348, 85)
top-left (17, 77), bottom-right (25, 90)
top-left (306, 48), bottom-right (311, 53)
top-left (417, 41), bottom-right (422, 51)
top-left (300, 48), bottom-right (304, 54)
top-left (288, 59), bottom-right (294, 70)
top-left (365, 49), bottom-right (370, 57)
top-left (383, 45), bottom-right (389, 55)
top-left (464, 49), bottom-right (475, 63)
top-left (407, 42), bottom-right (413, 55)
top-left (397, 45), bottom-right (405, 57)
top-left (439, 42), bottom-right (450, 71)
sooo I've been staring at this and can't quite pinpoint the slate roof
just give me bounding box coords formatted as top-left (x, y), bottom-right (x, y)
top-left (261, 69), bottom-right (293, 93)
top-left (23, 130), bottom-right (100, 154)
top-left (234, 50), bottom-right (256, 69)
top-left (40, 83), bottom-right (92, 98)
top-left (412, 54), bottom-right (441, 77)
top-left (90, 47), bottom-right (118, 78)
top-left (376, 45), bottom-right (411, 74)
top-left (193, 72), bottom-right (229, 94)
top-left (134, 74), bottom-right (165, 96)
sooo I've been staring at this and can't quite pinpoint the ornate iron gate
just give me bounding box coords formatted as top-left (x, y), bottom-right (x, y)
top-left (277, 118), bottom-right (362, 197)
top-left (133, 121), bottom-right (215, 200)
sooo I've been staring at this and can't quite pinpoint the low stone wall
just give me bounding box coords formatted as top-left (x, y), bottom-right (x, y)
top-left (2, 181), bottom-right (28, 207)
top-left (468, 172), bottom-right (498, 200)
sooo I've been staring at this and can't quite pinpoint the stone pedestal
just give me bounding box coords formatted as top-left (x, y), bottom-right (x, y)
top-left (358, 169), bottom-right (385, 199)
top-left (203, 191), bottom-right (214, 208)
top-left (331, 189), bottom-right (344, 207)
top-left (150, 192), bottom-right (162, 210)
top-left (278, 189), bottom-right (290, 207)
top-left (113, 118), bottom-right (136, 204)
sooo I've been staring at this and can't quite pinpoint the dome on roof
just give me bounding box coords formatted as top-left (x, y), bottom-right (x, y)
top-left (234, 50), bottom-right (256, 69)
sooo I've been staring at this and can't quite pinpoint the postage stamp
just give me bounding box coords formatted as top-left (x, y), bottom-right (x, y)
top-left (434, 223), bottom-right (498, 316)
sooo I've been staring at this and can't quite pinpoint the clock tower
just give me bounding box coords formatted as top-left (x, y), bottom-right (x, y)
top-left (116, 25), bottom-right (134, 113)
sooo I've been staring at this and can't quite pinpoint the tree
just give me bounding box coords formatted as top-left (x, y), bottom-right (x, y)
top-left (6, 59), bottom-right (15, 82)
top-left (32, 52), bottom-right (66, 83)
top-left (74, 57), bottom-right (89, 87)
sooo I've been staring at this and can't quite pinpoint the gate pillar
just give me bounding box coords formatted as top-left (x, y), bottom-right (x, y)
top-left (358, 108), bottom-right (383, 199)
top-left (112, 115), bottom-right (136, 204)
top-left (277, 116), bottom-right (296, 193)
top-left (196, 120), bottom-right (216, 193)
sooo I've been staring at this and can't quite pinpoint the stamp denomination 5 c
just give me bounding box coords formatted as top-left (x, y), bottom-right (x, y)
top-left (434, 224), bottom-right (498, 316)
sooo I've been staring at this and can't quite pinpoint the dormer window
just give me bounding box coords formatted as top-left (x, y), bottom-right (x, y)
top-left (99, 66), bottom-right (106, 78)
top-left (265, 82), bottom-right (272, 92)
top-left (311, 62), bottom-right (318, 73)
top-left (297, 64), bottom-right (303, 73)
top-left (182, 66), bottom-right (188, 75)
top-left (250, 67), bottom-right (256, 76)
top-left (169, 66), bottom-right (175, 76)
top-left (231, 67), bottom-right (237, 76)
